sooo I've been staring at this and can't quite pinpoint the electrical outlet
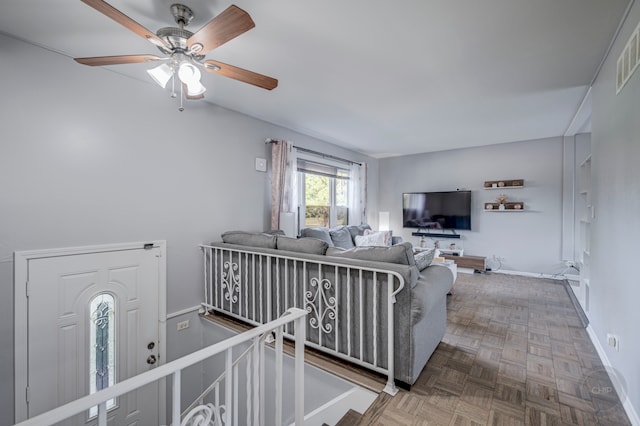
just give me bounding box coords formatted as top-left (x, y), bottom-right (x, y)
top-left (607, 333), bottom-right (620, 351)
top-left (177, 320), bottom-right (190, 331)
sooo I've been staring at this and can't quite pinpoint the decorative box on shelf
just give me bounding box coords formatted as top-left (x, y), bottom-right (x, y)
top-left (484, 202), bottom-right (524, 211)
top-left (483, 179), bottom-right (524, 189)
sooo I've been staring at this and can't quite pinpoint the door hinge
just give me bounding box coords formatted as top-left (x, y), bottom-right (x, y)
top-left (26, 386), bottom-right (30, 403)
top-left (25, 281), bottom-right (29, 298)
top-left (143, 243), bottom-right (154, 250)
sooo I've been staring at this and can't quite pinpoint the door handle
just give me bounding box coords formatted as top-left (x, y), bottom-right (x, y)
top-left (147, 355), bottom-right (157, 365)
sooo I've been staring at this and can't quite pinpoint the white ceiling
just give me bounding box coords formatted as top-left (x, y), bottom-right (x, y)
top-left (0, 0), bottom-right (631, 157)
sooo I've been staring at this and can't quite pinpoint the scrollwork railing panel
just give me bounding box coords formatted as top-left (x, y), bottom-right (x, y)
top-left (222, 260), bottom-right (240, 306)
top-left (304, 277), bottom-right (336, 335)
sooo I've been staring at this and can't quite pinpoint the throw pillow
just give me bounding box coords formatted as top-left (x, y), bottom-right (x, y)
top-left (346, 224), bottom-right (373, 242)
top-left (221, 231), bottom-right (277, 249)
top-left (414, 248), bottom-right (435, 271)
top-left (329, 226), bottom-right (355, 249)
top-left (366, 229), bottom-right (393, 246)
top-left (299, 227), bottom-right (334, 246)
top-left (276, 236), bottom-right (329, 255)
top-left (354, 232), bottom-right (385, 247)
top-left (355, 230), bottom-right (392, 247)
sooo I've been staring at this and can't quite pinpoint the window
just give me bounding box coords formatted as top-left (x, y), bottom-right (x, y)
top-left (89, 293), bottom-right (116, 417)
top-left (298, 157), bottom-right (349, 228)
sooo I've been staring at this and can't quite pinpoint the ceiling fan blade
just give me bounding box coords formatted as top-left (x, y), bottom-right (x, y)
top-left (204, 60), bottom-right (278, 90)
top-left (74, 54), bottom-right (164, 66)
top-left (80, 0), bottom-right (169, 49)
top-left (187, 5), bottom-right (255, 55)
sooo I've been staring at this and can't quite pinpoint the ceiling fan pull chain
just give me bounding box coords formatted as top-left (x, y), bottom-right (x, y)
top-left (171, 73), bottom-right (177, 99)
top-left (179, 82), bottom-right (185, 112)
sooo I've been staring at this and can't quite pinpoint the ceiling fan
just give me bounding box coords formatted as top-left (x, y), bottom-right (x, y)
top-left (74, 0), bottom-right (277, 108)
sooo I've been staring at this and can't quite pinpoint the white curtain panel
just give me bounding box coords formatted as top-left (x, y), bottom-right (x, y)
top-left (282, 145), bottom-right (298, 235)
top-left (270, 140), bottom-right (298, 235)
top-left (348, 162), bottom-right (367, 225)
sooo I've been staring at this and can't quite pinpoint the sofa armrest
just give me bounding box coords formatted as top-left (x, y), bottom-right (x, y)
top-left (419, 264), bottom-right (455, 294)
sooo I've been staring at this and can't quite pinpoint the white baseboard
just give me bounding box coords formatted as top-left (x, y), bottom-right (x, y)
top-left (166, 304), bottom-right (203, 319)
top-left (586, 325), bottom-right (640, 426)
top-left (491, 269), bottom-right (563, 280)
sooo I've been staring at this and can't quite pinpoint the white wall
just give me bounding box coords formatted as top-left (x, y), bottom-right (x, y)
top-left (378, 137), bottom-right (565, 274)
top-left (590, 0), bottom-right (640, 421)
top-left (0, 33), bottom-right (377, 425)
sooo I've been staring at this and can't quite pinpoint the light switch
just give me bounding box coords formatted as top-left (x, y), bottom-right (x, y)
top-left (255, 157), bottom-right (267, 172)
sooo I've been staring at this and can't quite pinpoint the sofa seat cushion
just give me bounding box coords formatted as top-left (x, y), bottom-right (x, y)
top-left (299, 227), bottom-right (334, 246)
top-left (329, 226), bottom-right (356, 249)
top-left (221, 231), bottom-right (277, 249)
top-left (276, 236), bottom-right (329, 255)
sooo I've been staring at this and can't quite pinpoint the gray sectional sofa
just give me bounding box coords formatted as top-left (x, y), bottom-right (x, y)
top-left (203, 225), bottom-right (454, 389)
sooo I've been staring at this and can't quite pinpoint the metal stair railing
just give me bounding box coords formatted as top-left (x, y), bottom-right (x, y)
top-left (14, 308), bottom-right (307, 426)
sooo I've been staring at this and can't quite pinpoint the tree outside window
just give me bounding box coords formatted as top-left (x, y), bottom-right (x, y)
top-left (300, 164), bottom-right (349, 228)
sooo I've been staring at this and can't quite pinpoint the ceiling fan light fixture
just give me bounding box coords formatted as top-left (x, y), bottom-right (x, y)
top-left (177, 62), bottom-right (202, 85)
top-left (185, 80), bottom-right (207, 97)
top-left (147, 64), bottom-right (173, 88)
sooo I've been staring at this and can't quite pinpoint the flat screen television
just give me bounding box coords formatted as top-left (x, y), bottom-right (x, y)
top-left (402, 191), bottom-right (471, 230)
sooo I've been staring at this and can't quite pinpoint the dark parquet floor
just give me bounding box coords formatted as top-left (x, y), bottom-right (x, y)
top-left (356, 272), bottom-right (631, 426)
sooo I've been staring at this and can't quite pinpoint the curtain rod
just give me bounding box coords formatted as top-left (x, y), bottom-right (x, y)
top-left (265, 138), bottom-right (362, 166)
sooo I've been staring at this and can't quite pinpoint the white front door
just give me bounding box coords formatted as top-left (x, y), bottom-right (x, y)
top-left (16, 243), bottom-right (165, 425)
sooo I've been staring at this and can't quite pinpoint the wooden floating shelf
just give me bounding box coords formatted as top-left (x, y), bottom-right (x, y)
top-left (483, 179), bottom-right (524, 189)
top-left (484, 202), bottom-right (524, 211)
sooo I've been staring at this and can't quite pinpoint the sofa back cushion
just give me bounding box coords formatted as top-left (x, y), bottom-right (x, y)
top-left (329, 226), bottom-right (355, 249)
top-left (326, 242), bottom-right (416, 266)
top-left (221, 231), bottom-right (277, 249)
top-left (299, 227), bottom-right (334, 246)
top-left (276, 236), bottom-right (329, 255)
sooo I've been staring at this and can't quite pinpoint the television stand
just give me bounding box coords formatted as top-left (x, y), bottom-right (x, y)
top-left (438, 248), bottom-right (463, 256)
top-left (441, 253), bottom-right (487, 272)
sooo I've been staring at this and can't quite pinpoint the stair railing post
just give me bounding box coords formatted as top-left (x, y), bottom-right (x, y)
top-left (225, 348), bottom-right (233, 426)
top-left (294, 314), bottom-right (305, 425)
top-left (97, 401), bottom-right (107, 426)
top-left (275, 325), bottom-right (283, 426)
top-left (172, 370), bottom-right (181, 426)
top-left (383, 273), bottom-right (399, 395)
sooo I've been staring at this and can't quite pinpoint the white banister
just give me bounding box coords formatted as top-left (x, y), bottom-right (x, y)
top-left (201, 243), bottom-right (404, 396)
top-left (14, 308), bottom-right (307, 426)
